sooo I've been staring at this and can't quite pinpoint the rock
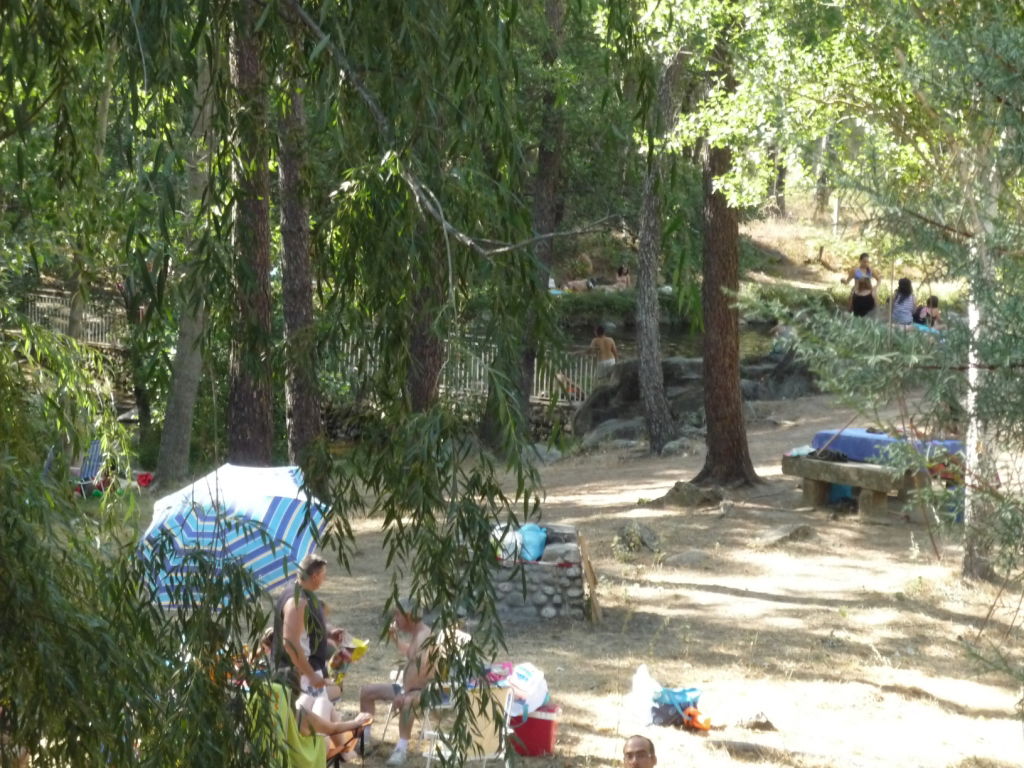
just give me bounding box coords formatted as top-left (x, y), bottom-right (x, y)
top-left (736, 712), bottom-right (777, 732)
top-left (662, 356), bottom-right (704, 380)
top-left (614, 521), bottom-right (660, 552)
top-left (573, 351), bottom-right (815, 446)
top-left (540, 605), bottom-right (558, 619)
top-left (527, 443), bottom-right (562, 464)
top-left (540, 543), bottom-right (581, 564)
top-left (580, 417), bottom-right (647, 449)
top-left (609, 438), bottom-right (644, 451)
top-left (662, 549), bottom-right (711, 568)
top-left (763, 524), bottom-right (816, 547)
top-left (660, 438), bottom-right (691, 456)
top-left (654, 481), bottom-right (723, 508)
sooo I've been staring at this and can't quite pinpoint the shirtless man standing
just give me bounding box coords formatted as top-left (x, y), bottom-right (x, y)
top-left (359, 600), bottom-right (434, 766)
top-left (589, 325), bottom-right (619, 382)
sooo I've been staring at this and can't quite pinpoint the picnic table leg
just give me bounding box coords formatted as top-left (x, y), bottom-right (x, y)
top-left (801, 478), bottom-right (829, 507)
top-left (857, 489), bottom-right (889, 517)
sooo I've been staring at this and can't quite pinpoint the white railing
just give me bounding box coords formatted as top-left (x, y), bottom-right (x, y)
top-left (24, 292), bottom-right (126, 348)
top-left (335, 337), bottom-right (596, 405)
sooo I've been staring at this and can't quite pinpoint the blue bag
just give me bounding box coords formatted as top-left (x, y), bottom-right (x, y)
top-left (651, 686), bottom-right (701, 727)
top-left (518, 523), bottom-right (547, 561)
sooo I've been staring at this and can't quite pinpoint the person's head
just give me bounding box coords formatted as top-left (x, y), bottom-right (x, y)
top-left (927, 295), bottom-right (939, 309)
top-left (897, 277), bottom-right (913, 298)
top-left (623, 735), bottom-right (656, 768)
top-left (394, 597), bottom-right (422, 631)
top-left (859, 252), bottom-right (870, 267)
top-left (260, 627), bottom-right (275, 657)
top-left (595, 325), bottom-right (606, 337)
top-left (856, 277), bottom-right (872, 292)
top-left (617, 264), bottom-right (629, 277)
top-left (298, 553), bottom-right (328, 589)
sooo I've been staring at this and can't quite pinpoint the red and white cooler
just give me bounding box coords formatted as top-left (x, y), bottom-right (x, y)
top-left (509, 703), bottom-right (561, 756)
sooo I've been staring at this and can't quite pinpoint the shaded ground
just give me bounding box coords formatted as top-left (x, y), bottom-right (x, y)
top-left (320, 394), bottom-right (1023, 768)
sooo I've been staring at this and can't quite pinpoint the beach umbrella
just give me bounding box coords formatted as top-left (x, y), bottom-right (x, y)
top-left (140, 464), bottom-right (327, 607)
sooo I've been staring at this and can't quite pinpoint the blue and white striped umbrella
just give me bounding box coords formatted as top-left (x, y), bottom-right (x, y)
top-left (140, 464), bottom-right (328, 607)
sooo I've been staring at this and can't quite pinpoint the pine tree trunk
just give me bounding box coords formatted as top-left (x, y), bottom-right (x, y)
top-left (693, 136), bottom-right (758, 486)
top-left (279, 86), bottom-right (321, 464)
top-left (636, 164), bottom-right (674, 454)
top-left (227, 0), bottom-right (273, 465)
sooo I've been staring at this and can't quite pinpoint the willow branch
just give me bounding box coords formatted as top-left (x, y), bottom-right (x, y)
top-left (282, 0), bottom-right (621, 257)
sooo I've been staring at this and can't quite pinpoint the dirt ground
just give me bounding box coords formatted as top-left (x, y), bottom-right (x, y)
top-left (319, 393), bottom-right (1023, 768)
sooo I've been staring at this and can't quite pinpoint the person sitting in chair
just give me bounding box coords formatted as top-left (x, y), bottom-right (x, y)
top-left (359, 600), bottom-right (434, 766)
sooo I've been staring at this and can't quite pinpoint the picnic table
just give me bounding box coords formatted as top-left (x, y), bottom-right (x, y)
top-left (782, 428), bottom-right (963, 518)
top-left (810, 428), bottom-right (964, 463)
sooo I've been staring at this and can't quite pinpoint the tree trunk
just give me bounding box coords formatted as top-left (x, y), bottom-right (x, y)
top-left (227, 0), bottom-right (273, 465)
top-left (518, 0), bottom-right (565, 417)
top-left (66, 267), bottom-right (85, 340)
top-left (407, 280), bottom-right (445, 413)
top-left (767, 148), bottom-right (786, 217)
top-left (636, 164), bottom-right (675, 453)
top-left (279, 86), bottom-right (321, 464)
top-left (961, 143), bottom-right (1000, 582)
top-left (634, 50), bottom-right (687, 456)
top-left (813, 133), bottom-right (832, 220)
top-left (157, 294), bottom-right (205, 485)
top-left (483, 0), bottom-right (564, 450)
top-left (692, 136), bottom-right (758, 487)
top-left (156, 51), bottom-right (213, 485)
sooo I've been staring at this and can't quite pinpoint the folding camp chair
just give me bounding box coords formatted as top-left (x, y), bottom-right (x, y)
top-left (74, 439), bottom-right (105, 495)
top-left (423, 686), bottom-right (513, 768)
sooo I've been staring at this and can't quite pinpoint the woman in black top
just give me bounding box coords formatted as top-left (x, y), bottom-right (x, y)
top-left (851, 276), bottom-right (876, 317)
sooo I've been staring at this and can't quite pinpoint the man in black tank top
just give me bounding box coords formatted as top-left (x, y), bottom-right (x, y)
top-left (273, 553), bottom-right (344, 694)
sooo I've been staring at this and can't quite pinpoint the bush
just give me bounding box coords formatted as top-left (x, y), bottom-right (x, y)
top-left (551, 288), bottom-right (692, 331)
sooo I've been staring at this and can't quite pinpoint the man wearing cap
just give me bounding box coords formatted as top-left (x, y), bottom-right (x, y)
top-left (623, 735), bottom-right (657, 768)
top-left (358, 599), bottom-right (434, 766)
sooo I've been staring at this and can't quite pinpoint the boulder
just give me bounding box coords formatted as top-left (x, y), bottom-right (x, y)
top-left (652, 481), bottom-right (723, 508)
top-left (580, 417), bottom-right (647, 449)
top-left (659, 438), bottom-right (692, 457)
top-left (762, 524), bottom-right (816, 547)
top-left (662, 549), bottom-right (712, 568)
top-left (612, 521), bottom-right (660, 554)
top-left (527, 443), bottom-right (563, 464)
top-left (573, 349), bottom-right (815, 445)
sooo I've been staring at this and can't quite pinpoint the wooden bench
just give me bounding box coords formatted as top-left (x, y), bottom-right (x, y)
top-left (781, 455), bottom-right (928, 516)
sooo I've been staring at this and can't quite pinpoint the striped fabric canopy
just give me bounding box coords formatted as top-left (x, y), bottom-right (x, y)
top-left (140, 464), bottom-right (328, 607)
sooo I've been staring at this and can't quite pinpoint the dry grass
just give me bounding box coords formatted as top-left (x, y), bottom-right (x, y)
top-left (320, 394), bottom-right (1023, 768)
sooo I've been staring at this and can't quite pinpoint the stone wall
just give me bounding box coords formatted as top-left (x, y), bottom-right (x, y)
top-left (494, 524), bottom-right (595, 622)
